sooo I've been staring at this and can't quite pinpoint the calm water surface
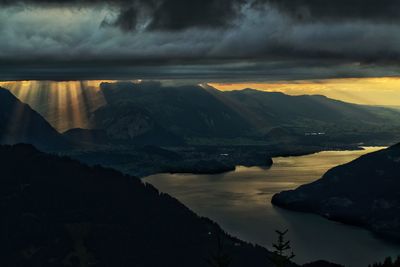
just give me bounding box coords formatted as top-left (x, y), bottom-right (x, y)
top-left (144, 147), bottom-right (400, 267)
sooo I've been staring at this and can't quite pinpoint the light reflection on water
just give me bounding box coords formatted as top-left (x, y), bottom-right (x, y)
top-left (144, 147), bottom-right (400, 267)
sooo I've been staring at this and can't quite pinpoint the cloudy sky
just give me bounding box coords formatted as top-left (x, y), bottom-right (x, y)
top-left (2, 0), bottom-right (400, 81)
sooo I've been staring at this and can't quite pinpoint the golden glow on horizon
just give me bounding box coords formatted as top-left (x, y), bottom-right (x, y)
top-left (210, 77), bottom-right (400, 106)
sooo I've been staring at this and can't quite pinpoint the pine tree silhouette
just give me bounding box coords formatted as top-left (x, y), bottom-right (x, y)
top-left (207, 233), bottom-right (232, 267)
top-left (369, 256), bottom-right (400, 267)
top-left (269, 229), bottom-right (295, 267)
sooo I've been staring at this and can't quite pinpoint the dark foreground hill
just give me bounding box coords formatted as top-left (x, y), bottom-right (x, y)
top-left (272, 144), bottom-right (400, 241)
top-left (0, 88), bottom-right (69, 151)
top-left (0, 144), bottom-right (277, 267)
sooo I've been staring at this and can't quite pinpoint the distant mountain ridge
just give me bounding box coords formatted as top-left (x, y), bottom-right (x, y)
top-left (90, 82), bottom-right (400, 145)
top-left (2, 82), bottom-right (400, 147)
top-left (0, 87), bottom-right (69, 150)
top-left (95, 82), bottom-right (252, 140)
top-left (272, 144), bottom-right (400, 241)
top-left (91, 102), bottom-right (184, 146)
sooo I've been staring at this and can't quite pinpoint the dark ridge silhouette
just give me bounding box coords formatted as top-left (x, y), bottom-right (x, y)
top-left (91, 103), bottom-right (184, 146)
top-left (272, 144), bottom-right (400, 241)
top-left (3, 82), bottom-right (399, 147)
top-left (0, 87), bottom-right (69, 151)
top-left (0, 144), bottom-right (278, 267)
top-left (93, 82), bottom-right (400, 145)
top-left (95, 82), bottom-right (251, 140)
top-left (302, 260), bottom-right (344, 267)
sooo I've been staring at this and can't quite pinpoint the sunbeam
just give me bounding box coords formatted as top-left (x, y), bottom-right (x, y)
top-left (0, 80), bottom-right (109, 132)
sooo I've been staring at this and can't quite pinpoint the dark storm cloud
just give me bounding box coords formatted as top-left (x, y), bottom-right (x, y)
top-left (262, 0), bottom-right (400, 22)
top-left (1, 0), bottom-right (400, 80)
top-left (0, 0), bottom-right (246, 31)
top-left (3, 59), bottom-right (399, 82)
top-left (3, 0), bottom-right (400, 32)
top-left (147, 0), bottom-right (244, 30)
top-left (110, 6), bottom-right (138, 31)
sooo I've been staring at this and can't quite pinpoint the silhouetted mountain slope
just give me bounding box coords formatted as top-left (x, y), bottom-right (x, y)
top-left (2, 82), bottom-right (399, 146)
top-left (302, 261), bottom-right (344, 267)
top-left (272, 144), bottom-right (400, 241)
top-left (92, 103), bottom-right (184, 146)
top-left (94, 82), bottom-right (400, 145)
top-left (0, 144), bottom-right (276, 267)
top-left (96, 82), bottom-right (252, 140)
top-left (220, 88), bottom-right (398, 131)
top-left (0, 88), bottom-right (69, 150)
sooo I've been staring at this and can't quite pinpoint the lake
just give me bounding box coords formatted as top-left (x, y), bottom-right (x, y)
top-left (144, 147), bottom-right (400, 267)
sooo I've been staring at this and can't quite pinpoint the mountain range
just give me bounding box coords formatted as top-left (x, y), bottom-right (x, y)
top-left (2, 82), bottom-right (400, 178)
top-left (4, 82), bottom-right (400, 147)
top-left (88, 82), bottom-right (400, 146)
